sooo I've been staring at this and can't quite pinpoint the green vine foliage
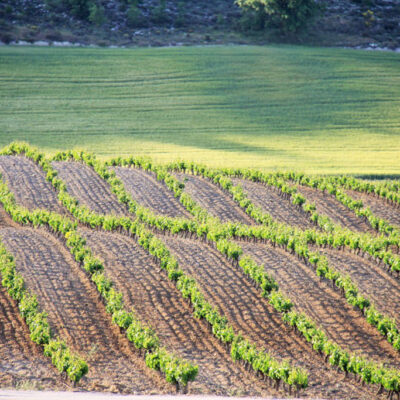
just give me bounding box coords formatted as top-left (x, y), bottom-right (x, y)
top-left (102, 153), bottom-right (400, 394)
top-left (0, 143), bottom-right (309, 391)
top-left (0, 236), bottom-right (88, 382)
top-left (5, 142), bottom-right (400, 394)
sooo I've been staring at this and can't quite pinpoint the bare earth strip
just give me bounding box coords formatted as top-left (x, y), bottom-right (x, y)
top-left (237, 240), bottom-right (400, 368)
top-left (315, 246), bottom-right (400, 324)
top-left (344, 189), bottom-right (400, 229)
top-left (157, 234), bottom-right (378, 400)
top-left (173, 173), bottom-right (252, 224)
top-left (295, 185), bottom-right (375, 234)
top-left (112, 167), bottom-right (191, 219)
top-left (80, 229), bottom-right (273, 396)
top-left (0, 156), bottom-right (64, 214)
top-left (231, 178), bottom-right (315, 230)
top-left (52, 161), bottom-right (128, 216)
top-left (0, 285), bottom-right (65, 390)
top-left (0, 227), bottom-right (170, 394)
top-left (0, 207), bottom-right (63, 389)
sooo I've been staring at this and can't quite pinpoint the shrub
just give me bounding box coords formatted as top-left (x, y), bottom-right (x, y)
top-left (236, 0), bottom-right (319, 33)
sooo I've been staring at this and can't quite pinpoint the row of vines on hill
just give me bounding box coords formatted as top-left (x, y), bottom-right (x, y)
top-left (33, 145), bottom-right (400, 395)
top-left (0, 182), bottom-right (88, 383)
top-left (4, 142), bottom-right (400, 395)
top-left (211, 166), bottom-right (400, 278)
top-left (0, 143), bottom-right (308, 394)
top-left (0, 164), bottom-right (198, 389)
top-left (93, 154), bottom-right (400, 395)
top-left (109, 157), bottom-right (400, 350)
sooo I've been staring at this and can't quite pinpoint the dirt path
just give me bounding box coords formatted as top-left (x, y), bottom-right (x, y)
top-left (0, 227), bottom-right (169, 394)
top-left (237, 240), bottom-right (400, 368)
top-left (315, 246), bottom-right (400, 323)
top-left (112, 167), bottom-right (191, 219)
top-left (52, 162), bottom-right (128, 216)
top-left (0, 156), bottom-right (64, 214)
top-left (344, 189), bottom-right (400, 228)
top-left (295, 185), bottom-right (375, 234)
top-left (157, 234), bottom-right (380, 400)
top-left (231, 178), bottom-right (315, 229)
top-left (81, 229), bottom-right (273, 396)
top-left (173, 173), bottom-right (252, 224)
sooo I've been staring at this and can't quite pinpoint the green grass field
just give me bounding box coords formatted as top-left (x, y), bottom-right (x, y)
top-left (0, 45), bottom-right (399, 175)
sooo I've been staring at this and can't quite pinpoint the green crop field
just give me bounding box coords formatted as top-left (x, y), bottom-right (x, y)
top-left (0, 45), bottom-right (399, 175)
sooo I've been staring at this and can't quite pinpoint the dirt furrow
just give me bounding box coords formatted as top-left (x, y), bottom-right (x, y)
top-left (0, 284), bottom-right (64, 390)
top-left (157, 234), bottom-right (380, 400)
top-left (0, 156), bottom-right (64, 214)
top-left (231, 178), bottom-right (315, 229)
top-left (237, 241), bottom-right (400, 368)
top-left (52, 161), bottom-right (128, 216)
top-left (80, 229), bottom-right (272, 396)
top-left (315, 246), bottom-right (400, 323)
top-left (173, 173), bottom-right (252, 224)
top-left (0, 227), bottom-right (169, 394)
top-left (344, 189), bottom-right (400, 228)
top-left (295, 185), bottom-right (375, 234)
top-left (112, 167), bottom-right (191, 219)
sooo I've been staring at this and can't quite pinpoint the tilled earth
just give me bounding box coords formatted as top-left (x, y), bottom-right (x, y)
top-left (0, 225), bottom-right (169, 394)
top-left (294, 184), bottom-right (376, 234)
top-left (0, 155), bottom-right (64, 214)
top-left (157, 234), bottom-right (381, 400)
top-left (236, 240), bottom-right (400, 368)
top-left (173, 173), bottom-right (252, 224)
top-left (344, 188), bottom-right (400, 229)
top-left (112, 167), bottom-right (191, 219)
top-left (231, 178), bottom-right (316, 230)
top-left (80, 228), bottom-right (273, 396)
top-left (52, 161), bottom-right (129, 216)
top-left (1, 155), bottom-right (399, 399)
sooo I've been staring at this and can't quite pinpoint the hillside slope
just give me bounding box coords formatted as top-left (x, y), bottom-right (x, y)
top-left (0, 0), bottom-right (399, 48)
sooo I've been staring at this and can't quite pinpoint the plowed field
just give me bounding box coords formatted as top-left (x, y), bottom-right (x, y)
top-left (231, 178), bottom-right (315, 230)
top-left (157, 234), bottom-right (379, 400)
top-left (237, 240), bottom-right (400, 367)
top-left (112, 167), bottom-right (191, 219)
top-left (0, 227), bottom-right (169, 394)
top-left (52, 161), bottom-right (128, 216)
top-left (295, 185), bottom-right (375, 234)
top-left (316, 246), bottom-right (400, 323)
top-left (0, 284), bottom-right (63, 390)
top-left (0, 156), bottom-right (64, 214)
top-left (344, 189), bottom-right (400, 229)
top-left (173, 173), bottom-right (252, 224)
top-left (80, 229), bottom-right (272, 396)
top-left (2, 152), bottom-right (400, 399)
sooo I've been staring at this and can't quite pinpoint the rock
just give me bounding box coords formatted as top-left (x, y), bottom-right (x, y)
top-left (33, 40), bottom-right (49, 46)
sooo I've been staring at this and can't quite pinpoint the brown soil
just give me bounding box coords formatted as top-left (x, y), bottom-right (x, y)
top-left (231, 178), bottom-right (315, 230)
top-left (295, 185), bottom-right (376, 234)
top-left (316, 245), bottom-right (400, 324)
top-left (344, 189), bottom-right (400, 229)
top-left (0, 226), bottom-right (170, 394)
top-left (51, 161), bottom-right (128, 216)
top-left (157, 233), bottom-right (380, 400)
top-left (0, 156), bottom-right (64, 214)
top-left (112, 167), bottom-right (191, 219)
top-left (80, 228), bottom-right (273, 396)
top-left (173, 173), bottom-right (252, 224)
top-left (0, 284), bottom-right (65, 390)
top-left (237, 240), bottom-right (400, 368)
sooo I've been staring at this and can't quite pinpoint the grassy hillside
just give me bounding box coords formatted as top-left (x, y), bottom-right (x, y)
top-left (0, 45), bottom-right (399, 174)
